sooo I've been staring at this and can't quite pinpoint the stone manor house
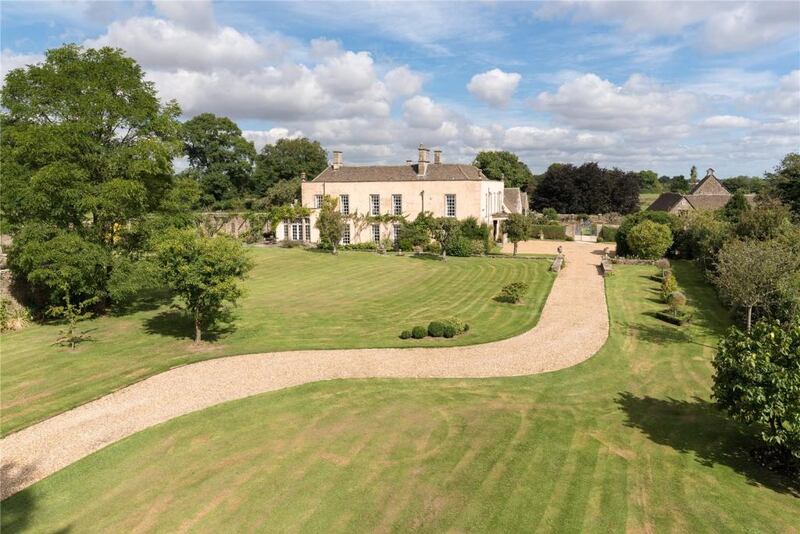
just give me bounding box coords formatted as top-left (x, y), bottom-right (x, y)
top-left (277, 145), bottom-right (528, 245)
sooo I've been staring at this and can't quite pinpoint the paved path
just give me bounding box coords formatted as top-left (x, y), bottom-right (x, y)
top-left (1, 241), bottom-right (610, 500)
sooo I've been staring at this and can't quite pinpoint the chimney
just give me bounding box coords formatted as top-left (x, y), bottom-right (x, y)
top-left (434, 149), bottom-right (442, 165)
top-left (405, 159), bottom-right (412, 166)
top-left (417, 144), bottom-right (429, 176)
top-left (300, 172), bottom-right (306, 181)
top-left (332, 150), bottom-right (342, 170)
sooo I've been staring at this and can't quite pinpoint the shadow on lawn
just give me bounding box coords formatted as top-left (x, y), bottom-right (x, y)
top-left (142, 310), bottom-right (236, 342)
top-left (0, 462), bottom-right (70, 533)
top-left (616, 392), bottom-right (799, 497)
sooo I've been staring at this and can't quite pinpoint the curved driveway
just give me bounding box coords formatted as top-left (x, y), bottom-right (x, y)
top-left (1, 241), bottom-right (610, 500)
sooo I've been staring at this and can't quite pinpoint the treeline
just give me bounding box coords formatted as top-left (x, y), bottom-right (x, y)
top-left (531, 162), bottom-right (640, 214)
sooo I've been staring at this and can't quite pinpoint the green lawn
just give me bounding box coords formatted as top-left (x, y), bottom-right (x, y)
top-left (0, 249), bottom-right (554, 436)
top-left (4, 263), bottom-right (798, 532)
top-left (639, 192), bottom-right (660, 210)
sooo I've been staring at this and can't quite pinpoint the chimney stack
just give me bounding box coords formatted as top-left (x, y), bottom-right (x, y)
top-left (300, 172), bottom-right (306, 181)
top-left (417, 144), bottom-right (429, 176)
top-left (405, 159), bottom-right (412, 166)
top-left (433, 149), bottom-right (442, 165)
top-left (332, 150), bottom-right (342, 170)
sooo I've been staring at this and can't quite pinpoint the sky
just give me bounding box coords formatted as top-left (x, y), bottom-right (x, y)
top-left (1, 0), bottom-right (799, 178)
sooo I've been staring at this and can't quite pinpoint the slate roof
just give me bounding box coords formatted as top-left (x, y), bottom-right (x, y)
top-left (646, 192), bottom-right (684, 212)
top-left (684, 195), bottom-right (732, 211)
top-left (311, 163), bottom-right (489, 183)
top-left (503, 187), bottom-right (528, 214)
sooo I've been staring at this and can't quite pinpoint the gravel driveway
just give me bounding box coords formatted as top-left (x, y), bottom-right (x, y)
top-left (1, 241), bottom-right (611, 499)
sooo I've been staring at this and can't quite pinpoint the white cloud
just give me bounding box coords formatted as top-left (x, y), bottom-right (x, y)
top-left (403, 95), bottom-right (447, 129)
top-left (535, 73), bottom-right (698, 132)
top-left (384, 66), bottom-right (423, 98)
top-left (152, 0), bottom-right (215, 33)
top-left (243, 128), bottom-right (303, 150)
top-left (85, 17), bottom-right (270, 72)
top-left (309, 38), bottom-right (342, 60)
top-left (701, 115), bottom-right (758, 128)
top-left (467, 68), bottom-right (521, 107)
top-left (704, 2), bottom-right (800, 53)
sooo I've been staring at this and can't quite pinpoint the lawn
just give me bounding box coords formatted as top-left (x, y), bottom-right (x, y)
top-left (4, 263), bottom-right (798, 532)
top-left (0, 248), bottom-right (554, 436)
top-left (639, 192), bottom-right (660, 210)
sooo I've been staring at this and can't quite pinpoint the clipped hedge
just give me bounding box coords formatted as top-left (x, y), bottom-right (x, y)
top-left (655, 310), bottom-right (692, 326)
top-left (411, 326), bottom-right (427, 339)
top-left (529, 224), bottom-right (567, 240)
top-left (598, 225), bottom-right (618, 242)
top-left (399, 330), bottom-right (412, 339)
top-left (428, 321), bottom-right (445, 337)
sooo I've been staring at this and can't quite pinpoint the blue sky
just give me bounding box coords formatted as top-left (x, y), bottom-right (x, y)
top-left (2, 1), bottom-right (799, 177)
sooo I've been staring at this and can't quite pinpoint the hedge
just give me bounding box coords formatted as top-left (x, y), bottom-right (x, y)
top-left (598, 225), bottom-right (618, 242)
top-left (655, 310), bottom-right (692, 326)
top-left (529, 224), bottom-right (567, 240)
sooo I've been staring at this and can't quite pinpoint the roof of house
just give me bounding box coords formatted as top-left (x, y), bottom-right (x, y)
top-left (690, 169), bottom-right (730, 196)
top-left (684, 194), bottom-right (733, 211)
top-left (311, 163), bottom-right (490, 183)
top-left (647, 192), bottom-right (684, 212)
top-left (503, 188), bottom-right (527, 214)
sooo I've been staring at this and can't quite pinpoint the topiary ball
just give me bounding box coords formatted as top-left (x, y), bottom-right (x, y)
top-left (428, 321), bottom-right (445, 337)
top-left (412, 326), bottom-right (427, 339)
top-left (442, 324), bottom-right (457, 338)
top-left (399, 330), bottom-right (411, 339)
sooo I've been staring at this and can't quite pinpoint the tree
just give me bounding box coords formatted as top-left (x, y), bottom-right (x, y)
top-left (503, 213), bottom-right (532, 256)
top-left (181, 113), bottom-right (256, 203)
top-left (430, 218), bottom-right (461, 260)
top-left (155, 229), bottom-right (252, 343)
top-left (259, 177), bottom-right (301, 207)
top-left (734, 201), bottom-right (792, 241)
top-left (532, 162), bottom-right (640, 214)
top-left (712, 318), bottom-right (800, 465)
top-left (690, 165), bottom-right (698, 185)
top-left (723, 175), bottom-right (765, 194)
top-left (638, 170), bottom-right (660, 193)
top-left (252, 138), bottom-right (327, 193)
top-left (712, 239), bottom-right (799, 331)
top-left (472, 151), bottom-right (535, 189)
top-left (766, 152), bottom-right (800, 216)
top-left (1, 45), bottom-right (182, 307)
top-left (722, 189), bottom-right (751, 222)
top-left (669, 175), bottom-right (689, 193)
top-left (615, 211), bottom-right (680, 257)
top-left (315, 195), bottom-right (345, 254)
top-left (626, 220), bottom-right (673, 260)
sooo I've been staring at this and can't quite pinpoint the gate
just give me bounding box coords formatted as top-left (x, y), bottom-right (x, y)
top-left (573, 220), bottom-right (597, 242)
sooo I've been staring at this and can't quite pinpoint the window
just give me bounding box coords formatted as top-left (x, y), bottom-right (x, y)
top-left (445, 194), bottom-right (456, 217)
top-left (393, 223), bottom-right (401, 243)
top-left (304, 217), bottom-right (311, 241)
top-left (370, 194), bottom-right (380, 215)
top-left (291, 219), bottom-right (301, 241)
top-left (342, 224), bottom-right (351, 245)
top-left (314, 194), bottom-right (323, 209)
top-left (340, 194), bottom-right (349, 215)
top-left (372, 223), bottom-right (381, 243)
top-left (392, 194), bottom-right (402, 215)
top-left (283, 218), bottom-right (289, 240)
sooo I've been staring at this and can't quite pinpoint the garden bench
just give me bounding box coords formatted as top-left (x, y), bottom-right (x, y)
top-left (551, 254), bottom-right (564, 273)
top-left (600, 258), bottom-right (613, 276)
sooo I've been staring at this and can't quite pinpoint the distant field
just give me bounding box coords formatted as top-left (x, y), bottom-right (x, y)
top-left (638, 192), bottom-right (660, 210)
top-left (5, 263), bottom-right (798, 532)
top-left (0, 249), bottom-right (554, 436)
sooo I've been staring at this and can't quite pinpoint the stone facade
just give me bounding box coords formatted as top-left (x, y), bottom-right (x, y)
top-left (647, 168), bottom-right (754, 215)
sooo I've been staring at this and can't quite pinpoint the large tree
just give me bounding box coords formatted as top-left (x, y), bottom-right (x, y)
top-left (252, 138), bottom-right (328, 194)
top-left (766, 152), bottom-right (800, 216)
top-left (155, 229), bottom-right (252, 343)
top-left (2, 45), bottom-right (184, 309)
top-left (472, 150), bottom-right (534, 189)
top-left (533, 162), bottom-right (640, 214)
top-left (181, 112), bottom-right (256, 203)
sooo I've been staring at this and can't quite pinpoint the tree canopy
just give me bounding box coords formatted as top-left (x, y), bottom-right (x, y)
top-left (532, 162), bottom-right (640, 215)
top-left (181, 112), bottom-right (256, 204)
top-left (767, 152), bottom-right (800, 216)
top-left (472, 151), bottom-right (535, 190)
top-left (252, 138), bottom-right (328, 194)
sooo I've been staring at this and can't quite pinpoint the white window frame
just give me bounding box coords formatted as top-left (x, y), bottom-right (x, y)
top-left (283, 218), bottom-right (289, 240)
top-left (392, 194), bottom-right (402, 216)
top-left (372, 223), bottom-right (381, 243)
top-left (393, 223), bottom-right (401, 243)
top-left (445, 194), bottom-right (456, 217)
top-left (340, 194), bottom-right (349, 215)
top-left (342, 224), bottom-right (351, 245)
top-left (314, 194), bottom-right (323, 209)
top-left (370, 194), bottom-right (380, 216)
top-left (304, 217), bottom-right (311, 241)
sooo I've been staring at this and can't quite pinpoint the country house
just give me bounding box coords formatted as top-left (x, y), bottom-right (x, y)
top-left (647, 168), bottom-right (754, 215)
top-left (278, 145), bottom-right (527, 245)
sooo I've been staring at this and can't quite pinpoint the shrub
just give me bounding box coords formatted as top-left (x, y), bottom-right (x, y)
top-left (542, 207), bottom-right (558, 221)
top-left (627, 220), bottom-right (673, 259)
top-left (442, 324), bottom-right (457, 338)
top-left (424, 241), bottom-right (441, 254)
top-left (599, 225), bottom-right (618, 242)
top-left (655, 310), bottom-right (692, 325)
top-left (615, 211), bottom-right (680, 257)
top-left (428, 321), bottom-right (445, 337)
top-left (661, 272), bottom-right (678, 301)
top-left (654, 258), bottom-right (671, 271)
top-left (496, 282), bottom-right (529, 303)
top-left (530, 224), bottom-right (566, 240)
top-left (446, 236), bottom-right (474, 257)
top-left (411, 325), bottom-right (427, 339)
top-left (399, 330), bottom-right (411, 339)
top-left (443, 317), bottom-right (468, 335)
top-left (667, 291), bottom-right (687, 314)
top-left (340, 242), bottom-right (377, 251)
